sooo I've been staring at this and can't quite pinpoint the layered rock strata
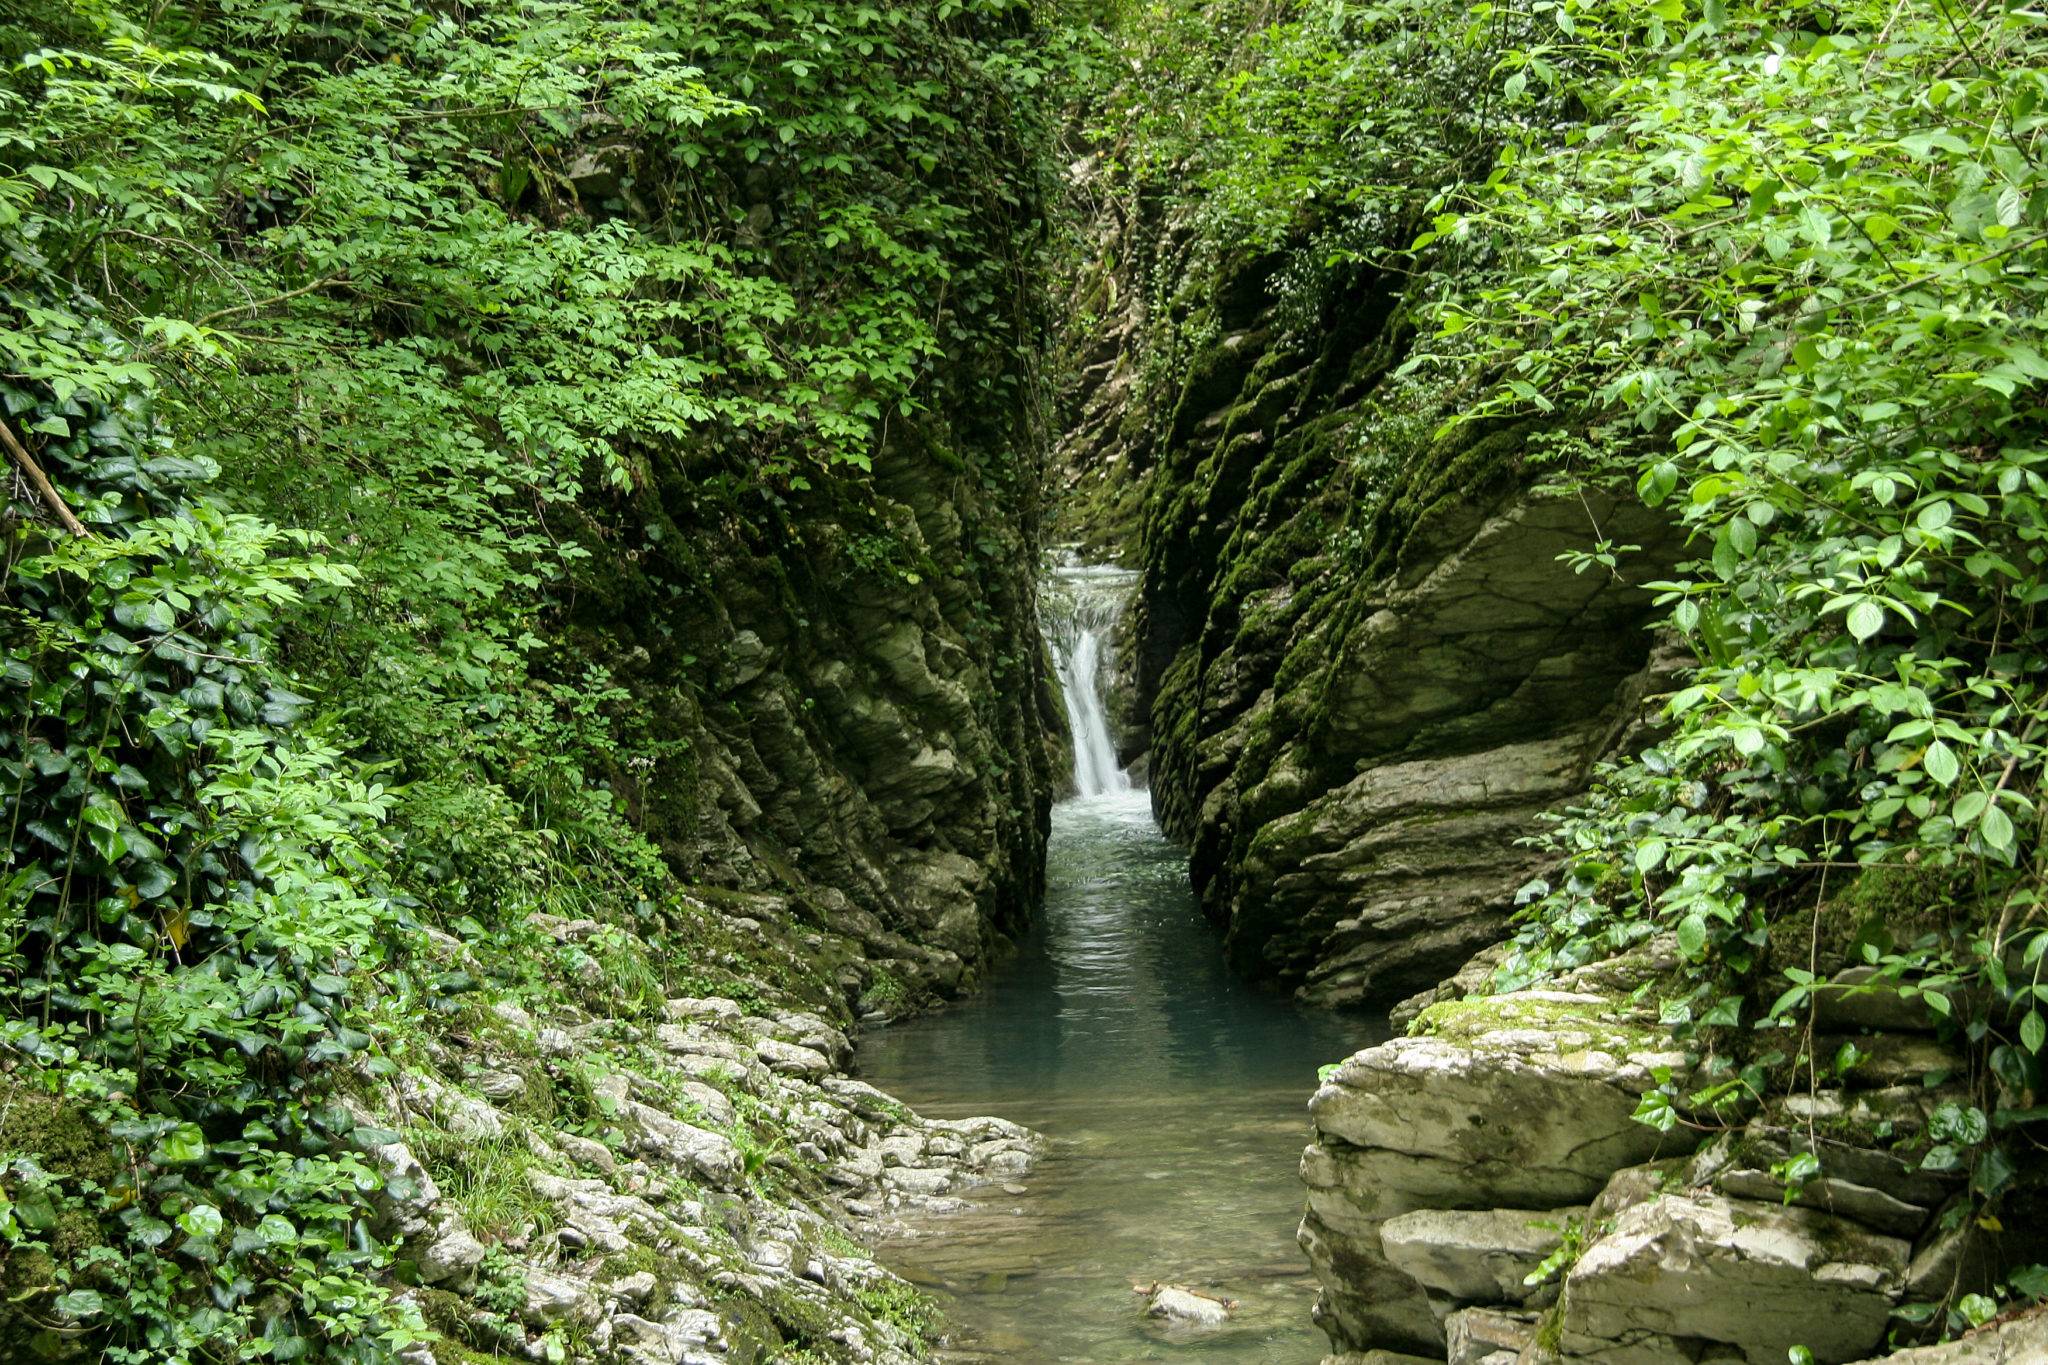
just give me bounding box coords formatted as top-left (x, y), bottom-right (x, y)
top-left (1054, 217), bottom-right (1675, 1003)
top-left (1298, 967), bottom-right (2043, 1365)
top-left (574, 437), bottom-right (1060, 1016)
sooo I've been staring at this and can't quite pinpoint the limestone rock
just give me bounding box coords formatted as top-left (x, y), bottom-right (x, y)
top-left (1849, 1308), bottom-right (2048, 1362)
top-left (1379, 1207), bottom-right (1580, 1305)
top-left (1445, 1307), bottom-right (1539, 1365)
top-left (416, 1225), bottom-right (485, 1287)
top-left (1308, 999), bottom-right (1681, 1209)
top-left (1141, 1283), bottom-right (1235, 1329)
top-left (1302, 995), bottom-right (1683, 1356)
top-left (1815, 966), bottom-right (1942, 1033)
top-left (1561, 1193), bottom-right (1909, 1363)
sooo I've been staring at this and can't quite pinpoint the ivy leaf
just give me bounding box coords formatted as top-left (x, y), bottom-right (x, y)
top-left (1677, 913), bottom-right (1708, 958)
top-left (159, 1123), bottom-right (207, 1164)
top-left (177, 1203), bottom-right (224, 1240)
top-left (53, 1289), bottom-right (103, 1319)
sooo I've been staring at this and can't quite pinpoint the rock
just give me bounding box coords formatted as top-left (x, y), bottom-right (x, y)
top-left (1378, 1206), bottom-right (1579, 1305)
top-left (476, 1068), bottom-right (527, 1103)
top-left (1301, 996), bottom-right (1683, 1356)
top-left (1838, 1034), bottom-right (1964, 1089)
top-left (1587, 1161), bottom-right (1683, 1222)
top-left (522, 1268), bottom-right (602, 1328)
top-left (1444, 1306), bottom-right (1538, 1365)
top-left (666, 996), bottom-right (745, 1023)
top-left (623, 1101), bottom-right (744, 1186)
top-left (360, 1137), bottom-right (441, 1238)
top-left (1389, 945), bottom-right (1512, 1031)
top-left (754, 1036), bottom-right (833, 1078)
top-left (1140, 1283), bottom-right (1235, 1329)
top-left (416, 1225), bottom-right (485, 1286)
top-left (1714, 1167), bottom-right (1929, 1239)
top-left (489, 1000), bottom-right (536, 1031)
top-left (605, 1272), bottom-right (658, 1306)
top-left (1849, 1308), bottom-right (2048, 1362)
top-left (1308, 998), bottom-right (1682, 1210)
top-left (1815, 966), bottom-right (1943, 1033)
top-left (1903, 1212), bottom-right (2004, 1303)
top-left (1561, 1192), bottom-right (1909, 1363)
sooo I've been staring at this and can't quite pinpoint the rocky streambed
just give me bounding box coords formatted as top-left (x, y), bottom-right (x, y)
top-left (343, 915), bottom-right (1043, 1365)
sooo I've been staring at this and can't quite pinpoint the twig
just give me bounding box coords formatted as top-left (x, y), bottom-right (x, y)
top-left (0, 418), bottom-right (89, 538)
top-left (195, 275), bottom-right (349, 327)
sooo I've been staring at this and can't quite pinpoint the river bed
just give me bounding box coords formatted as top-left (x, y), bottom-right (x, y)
top-left (858, 785), bottom-right (1385, 1362)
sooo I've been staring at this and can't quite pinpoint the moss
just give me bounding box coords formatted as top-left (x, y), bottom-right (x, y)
top-left (0, 1081), bottom-right (121, 1190)
top-left (1535, 1298), bottom-right (1567, 1353)
top-left (595, 1242), bottom-right (681, 1317)
top-left (1410, 993), bottom-right (1670, 1057)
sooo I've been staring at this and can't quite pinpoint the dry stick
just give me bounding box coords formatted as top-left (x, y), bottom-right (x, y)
top-left (0, 418), bottom-right (89, 538)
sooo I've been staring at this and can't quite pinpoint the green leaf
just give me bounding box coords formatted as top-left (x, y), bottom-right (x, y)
top-left (2023, 1010), bottom-right (2045, 1054)
top-left (177, 1203), bottom-right (224, 1240)
top-left (1982, 803), bottom-right (2015, 851)
top-left (1923, 740), bottom-right (1959, 787)
top-left (160, 1123), bottom-right (207, 1164)
top-left (53, 1290), bottom-right (103, 1319)
top-left (1677, 913), bottom-right (1708, 958)
top-left (1846, 600), bottom-right (1885, 641)
top-left (1635, 839), bottom-right (1667, 874)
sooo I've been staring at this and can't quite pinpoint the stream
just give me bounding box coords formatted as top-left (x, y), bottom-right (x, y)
top-left (857, 566), bottom-right (1384, 1362)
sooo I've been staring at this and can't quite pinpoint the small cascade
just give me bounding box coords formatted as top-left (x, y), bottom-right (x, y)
top-left (1045, 563), bottom-right (1138, 798)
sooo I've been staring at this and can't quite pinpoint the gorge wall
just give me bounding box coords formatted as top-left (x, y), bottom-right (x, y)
top-left (1052, 16), bottom-right (2048, 1362)
top-left (1055, 184), bottom-right (1673, 1011)
top-left (0, 4), bottom-right (1066, 1362)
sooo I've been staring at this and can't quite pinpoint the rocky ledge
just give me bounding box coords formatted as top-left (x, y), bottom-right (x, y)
top-left (343, 919), bottom-right (1037, 1365)
top-left (1298, 963), bottom-right (2042, 1365)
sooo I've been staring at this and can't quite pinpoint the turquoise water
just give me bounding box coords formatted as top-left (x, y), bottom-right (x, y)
top-left (858, 789), bottom-right (1385, 1362)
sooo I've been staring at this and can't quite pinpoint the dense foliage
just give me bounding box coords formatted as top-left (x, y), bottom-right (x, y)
top-left (1084, 0), bottom-right (2048, 1336)
top-left (1418, 0), bottom-right (2048, 1245)
top-left (0, 1), bottom-right (1068, 1359)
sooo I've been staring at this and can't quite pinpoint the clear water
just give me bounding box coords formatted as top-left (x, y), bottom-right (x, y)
top-left (858, 790), bottom-right (1387, 1362)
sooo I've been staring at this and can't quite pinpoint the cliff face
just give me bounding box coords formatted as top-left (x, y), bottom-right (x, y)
top-left (570, 423), bottom-right (1060, 1017)
top-left (1054, 208), bottom-right (1672, 1009)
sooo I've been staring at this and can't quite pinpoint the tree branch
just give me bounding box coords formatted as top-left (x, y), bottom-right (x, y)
top-left (0, 418), bottom-right (89, 538)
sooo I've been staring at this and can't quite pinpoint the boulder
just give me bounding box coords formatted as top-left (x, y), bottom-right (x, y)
top-left (415, 1225), bottom-right (485, 1287)
top-left (1302, 994), bottom-right (1684, 1356)
top-left (1444, 1306), bottom-right (1538, 1365)
top-left (1814, 967), bottom-right (1942, 1033)
top-left (1379, 1207), bottom-right (1580, 1305)
top-left (1140, 1283), bottom-right (1234, 1330)
top-left (1308, 996), bottom-right (1682, 1208)
top-left (1561, 1193), bottom-right (1909, 1363)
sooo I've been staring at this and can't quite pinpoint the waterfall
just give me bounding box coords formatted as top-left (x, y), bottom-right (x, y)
top-left (1047, 563), bottom-right (1138, 798)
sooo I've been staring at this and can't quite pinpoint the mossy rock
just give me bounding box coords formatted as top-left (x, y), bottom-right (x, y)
top-left (1410, 992), bottom-right (1671, 1059)
top-left (0, 1080), bottom-right (122, 1190)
